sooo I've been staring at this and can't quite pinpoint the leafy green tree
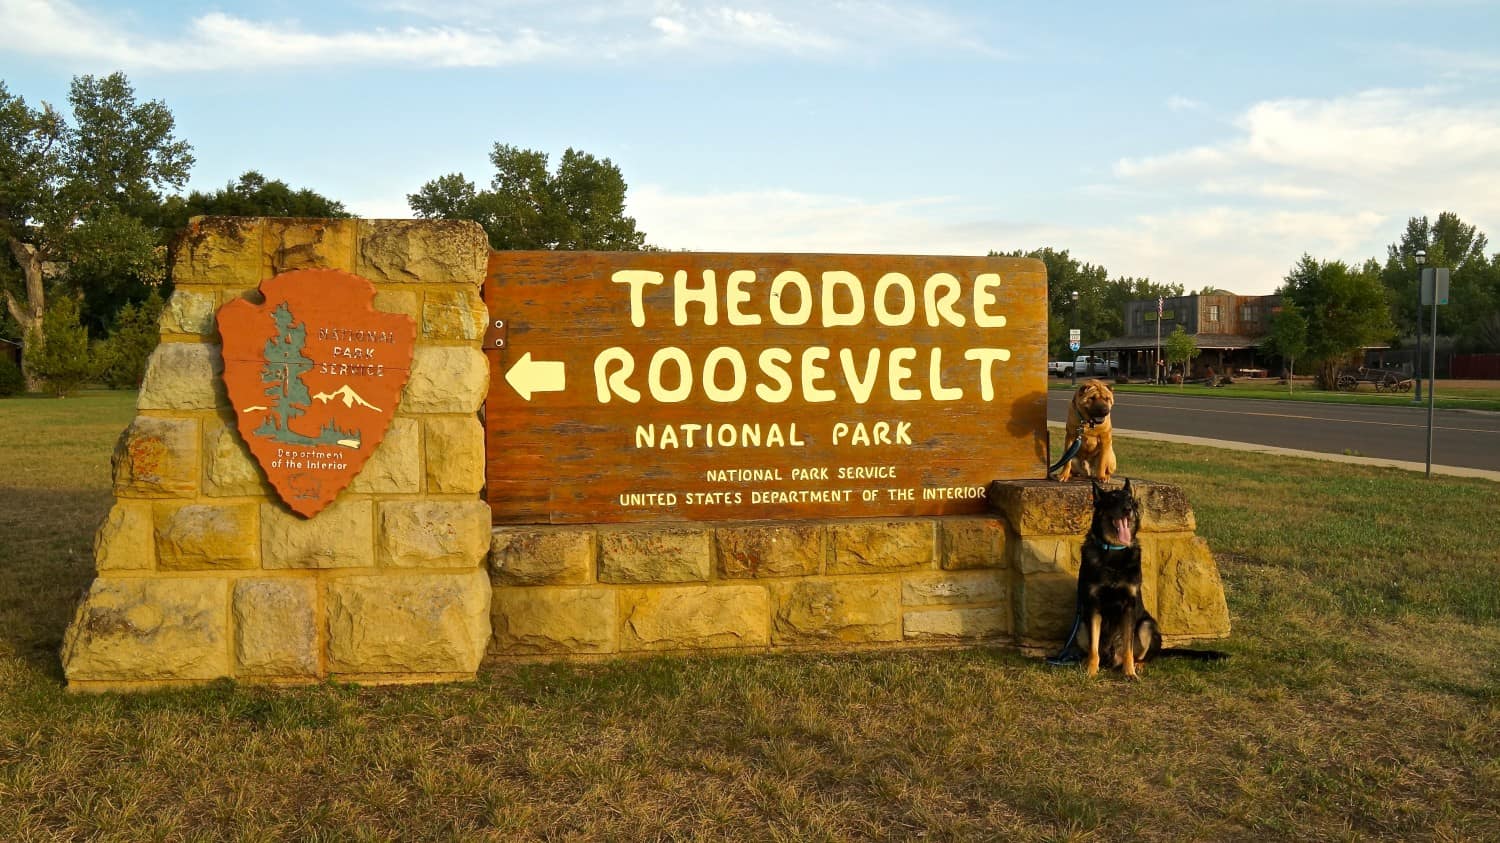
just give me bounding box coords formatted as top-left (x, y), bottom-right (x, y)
top-left (1379, 212), bottom-right (1496, 351)
top-left (1163, 324), bottom-right (1198, 387)
top-left (26, 294), bottom-right (98, 396)
top-left (1261, 298), bottom-right (1308, 396)
top-left (96, 291), bottom-right (163, 388)
top-left (1281, 255), bottom-right (1394, 388)
top-left (155, 170), bottom-right (350, 232)
top-left (409, 144), bottom-right (647, 251)
top-left (991, 247), bottom-right (1182, 359)
top-left (1, 74), bottom-right (192, 389)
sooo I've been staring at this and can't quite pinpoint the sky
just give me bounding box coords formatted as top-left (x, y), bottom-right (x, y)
top-left (3, 0), bottom-right (1499, 295)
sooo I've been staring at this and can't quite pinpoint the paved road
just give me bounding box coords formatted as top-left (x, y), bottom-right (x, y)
top-left (1047, 389), bottom-right (1500, 473)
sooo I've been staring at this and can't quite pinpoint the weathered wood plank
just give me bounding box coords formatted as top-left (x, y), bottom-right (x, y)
top-left (484, 251), bottom-right (1047, 524)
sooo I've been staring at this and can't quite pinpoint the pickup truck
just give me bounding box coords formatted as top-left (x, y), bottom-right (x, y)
top-left (1053, 355), bottom-right (1118, 378)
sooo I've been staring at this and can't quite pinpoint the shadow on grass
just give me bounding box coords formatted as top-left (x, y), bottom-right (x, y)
top-left (0, 485), bottom-right (111, 681)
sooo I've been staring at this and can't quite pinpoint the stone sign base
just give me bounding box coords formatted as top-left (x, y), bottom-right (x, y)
top-left (485, 480), bottom-right (1230, 663)
top-left (61, 217), bottom-right (496, 693)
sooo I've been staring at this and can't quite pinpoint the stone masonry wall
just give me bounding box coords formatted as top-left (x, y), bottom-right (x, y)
top-left (487, 480), bottom-right (1230, 662)
top-left (62, 217), bottom-right (495, 691)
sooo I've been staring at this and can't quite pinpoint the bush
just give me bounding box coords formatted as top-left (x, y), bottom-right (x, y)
top-left (0, 355), bottom-right (23, 396)
top-left (27, 295), bottom-right (101, 397)
top-left (97, 292), bottom-right (164, 389)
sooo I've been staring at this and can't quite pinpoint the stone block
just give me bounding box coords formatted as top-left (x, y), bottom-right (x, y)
top-left (422, 288), bottom-right (488, 342)
top-left (491, 587), bottom-right (617, 655)
top-left (378, 500), bottom-right (492, 569)
top-left (490, 526), bottom-right (594, 586)
top-left (325, 571), bottom-right (491, 675)
top-left (1153, 535), bottom-right (1231, 638)
top-left (771, 579), bottom-right (901, 645)
top-left (202, 418), bottom-right (270, 497)
top-left (903, 607), bottom-right (1010, 641)
top-left (941, 517), bottom-right (1007, 570)
top-left (1136, 481), bottom-right (1197, 533)
top-left (113, 416), bottom-right (200, 498)
top-left (828, 520), bottom-right (934, 574)
top-left (372, 288), bottom-right (421, 321)
top-left (715, 522), bottom-right (824, 578)
top-left (154, 502), bottom-right (259, 570)
top-left (1016, 572), bottom-right (1077, 646)
top-left (399, 346), bottom-right (488, 414)
top-left (424, 415), bottom-right (485, 495)
top-left (62, 577), bottom-right (230, 683)
top-left (349, 416), bottom-right (421, 494)
top-left (620, 585), bottom-right (769, 652)
top-left (902, 570), bottom-right (1007, 607)
top-left (136, 343), bottom-right (224, 411)
top-left (233, 578), bottom-right (318, 677)
top-left (261, 497), bottom-right (374, 569)
top-left (357, 219), bottom-right (489, 287)
top-left (93, 502), bottom-right (154, 572)
top-left (986, 479), bottom-right (1093, 537)
top-left (172, 217), bottom-right (264, 287)
top-left (599, 525), bottom-right (712, 584)
top-left (160, 287), bottom-right (217, 337)
top-left (1012, 536), bottom-right (1083, 575)
top-left (264, 218), bottom-right (357, 275)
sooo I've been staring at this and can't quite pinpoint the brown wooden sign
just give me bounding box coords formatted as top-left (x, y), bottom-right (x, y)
top-left (219, 269), bottom-right (416, 517)
top-left (484, 252), bottom-right (1048, 524)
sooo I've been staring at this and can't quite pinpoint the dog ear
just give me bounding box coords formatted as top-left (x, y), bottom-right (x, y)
top-left (1105, 382), bottom-right (1115, 392)
top-left (1122, 477), bottom-right (1132, 495)
top-left (1091, 479), bottom-right (1102, 500)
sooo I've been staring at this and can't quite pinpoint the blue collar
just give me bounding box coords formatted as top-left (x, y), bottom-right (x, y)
top-left (1097, 538), bottom-right (1130, 551)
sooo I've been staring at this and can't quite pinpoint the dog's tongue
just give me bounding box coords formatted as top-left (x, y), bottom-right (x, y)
top-left (1114, 517), bottom-right (1133, 546)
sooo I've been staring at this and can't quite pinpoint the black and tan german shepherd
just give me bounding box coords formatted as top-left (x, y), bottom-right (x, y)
top-left (1054, 479), bottom-right (1227, 678)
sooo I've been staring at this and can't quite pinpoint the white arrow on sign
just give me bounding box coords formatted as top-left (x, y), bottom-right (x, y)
top-left (504, 352), bottom-right (566, 400)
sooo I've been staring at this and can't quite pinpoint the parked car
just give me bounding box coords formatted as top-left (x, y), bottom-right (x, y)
top-left (1047, 360), bottom-right (1072, 377)
top-left (1063, 355), bottom-right (1118, 378)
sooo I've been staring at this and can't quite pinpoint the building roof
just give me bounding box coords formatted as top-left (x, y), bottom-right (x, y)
top-left (1085, 333), bottom-right (1264, 352)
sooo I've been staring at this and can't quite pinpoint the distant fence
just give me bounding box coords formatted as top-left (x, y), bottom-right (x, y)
top-left (1452, 354), bottom-right (1500, 379)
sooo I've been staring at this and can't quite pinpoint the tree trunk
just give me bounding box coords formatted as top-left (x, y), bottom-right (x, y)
top-left (4, 237), bottom-right (46, 393)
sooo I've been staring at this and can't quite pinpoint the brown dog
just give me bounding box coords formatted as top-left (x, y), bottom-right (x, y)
top-left (1053, 379), bottom-right (1115, 483)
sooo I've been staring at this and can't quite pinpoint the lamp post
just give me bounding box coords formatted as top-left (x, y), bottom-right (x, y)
top-left (1412, 249), bottom-right (1425, 403)
top-left (1069, 290), bottom-right (1079, 386)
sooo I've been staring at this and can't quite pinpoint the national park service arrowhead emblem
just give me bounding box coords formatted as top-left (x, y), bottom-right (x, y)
top-left (218, 269), bottom-right (416, 517)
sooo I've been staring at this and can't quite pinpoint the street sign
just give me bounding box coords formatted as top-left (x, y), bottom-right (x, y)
top-left (483, 252), bottom-right (1048, 523)
top-left (1068, 328), bottom-right (1080, 343)
top-left (1421, 268), bottom-right (1450, 306)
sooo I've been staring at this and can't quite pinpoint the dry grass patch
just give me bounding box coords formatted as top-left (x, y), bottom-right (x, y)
top-left (0, 394), bottom-right (1496, 840)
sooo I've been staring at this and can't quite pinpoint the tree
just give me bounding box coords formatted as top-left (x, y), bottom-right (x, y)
top-left (1261, 298), bottom-right (1308, 396)
top-left (96, 290), bottom-right (163, 388)
top-left (1163, 324), bottom-right (1198, 387)
top-left (156, 170), bottom-right (350, 231)
top-left (991, 247), bottom-right (1183, 359)
top-left (26, 294), bottom-right (98, 396)
top-left (1280, 255), bottom-right (1394, 389)
top-left (1379, 212), bottom-right (1496, 351)
top-left (1, 74), bottom-right (192, 389)
top-left (409, 144), bottom-right (647, 251)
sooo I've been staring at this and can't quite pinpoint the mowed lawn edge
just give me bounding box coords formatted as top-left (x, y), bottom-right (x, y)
top-left (0, 391), bottom-right (1496, 841)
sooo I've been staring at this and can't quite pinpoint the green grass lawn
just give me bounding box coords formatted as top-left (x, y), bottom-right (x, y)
top-left (1049, 377), bottom-right (1500, 412)
top-left (1, 392), bottom-right (1497, 840)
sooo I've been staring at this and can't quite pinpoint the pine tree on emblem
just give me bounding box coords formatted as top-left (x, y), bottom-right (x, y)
top-left (258, 302), bottom-right (313, 440)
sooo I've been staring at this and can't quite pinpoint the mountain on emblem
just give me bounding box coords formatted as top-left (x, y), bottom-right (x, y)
top-left (313, 384), bottom-right (382, 411)
top-left (217, 269), bottom-right (416, 518)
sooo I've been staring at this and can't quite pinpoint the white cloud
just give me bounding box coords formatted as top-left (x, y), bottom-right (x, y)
top-left (0, 0), bottom-right (565, 69)
top-left (0, 0), bottom-right (998, 71)
top-left (1165, 95), bottom-right (1202, 112)
top-left (1107, 87), bottom-right (1500, 290)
